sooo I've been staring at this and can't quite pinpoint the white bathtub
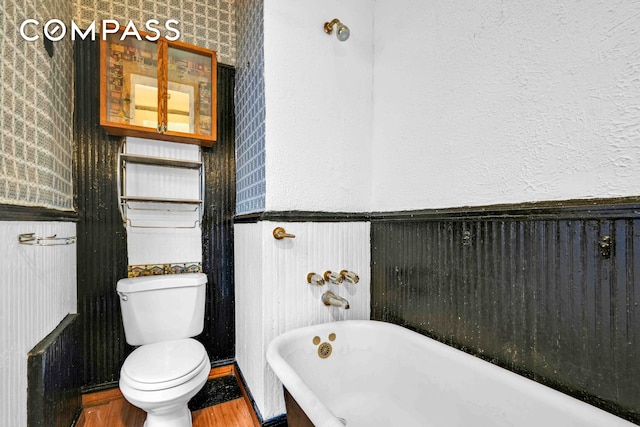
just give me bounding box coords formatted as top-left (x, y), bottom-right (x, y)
top-left (266, 320), bottom-right (635, 427)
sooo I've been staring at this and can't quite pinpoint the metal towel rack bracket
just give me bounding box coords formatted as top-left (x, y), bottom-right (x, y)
top-left (19, 233), bottom-right (77, 246)
top-left (117, 139), bottom-right (204, 229)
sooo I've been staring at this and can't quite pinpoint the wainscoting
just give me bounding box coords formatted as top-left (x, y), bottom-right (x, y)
top-left (0, 220), bottom-right (77, 427)
top-left (371, 198), bottom-right (640, 424)
top-left (234, 217), bottom-right (370, 421)
top-left (27, 314), bottom-right (81, 427)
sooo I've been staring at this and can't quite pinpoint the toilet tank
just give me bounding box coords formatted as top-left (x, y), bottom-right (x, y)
top-left (116, 273), bottom-right (207, 346)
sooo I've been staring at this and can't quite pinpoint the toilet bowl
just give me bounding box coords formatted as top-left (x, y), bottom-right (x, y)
top-left (119, 338), bottom-right (210, 427)
top-left (117, 273), bottom-right (210, 427)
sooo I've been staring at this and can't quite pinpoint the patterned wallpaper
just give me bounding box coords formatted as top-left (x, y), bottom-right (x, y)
top-left (0, 0), bottom-right (74, 210)
top-left (0, 0), bottom-right (237, 211)
top-left (235, 0), bottom-right (265, 214)
top-left (74, 0), bottom-right (237, 65)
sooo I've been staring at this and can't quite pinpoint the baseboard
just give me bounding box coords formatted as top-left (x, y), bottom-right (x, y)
top-left (232, 363), bottom-right (263, 427)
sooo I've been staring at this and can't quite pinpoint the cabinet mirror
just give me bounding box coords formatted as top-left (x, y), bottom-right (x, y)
top-left (129, 74), bottom-right (194, 133)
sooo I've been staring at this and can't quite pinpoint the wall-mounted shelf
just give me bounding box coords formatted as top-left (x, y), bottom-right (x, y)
top-left (121, 196), bottom-right (203, 204)
top-left (119, 153), bottom-right (203, 169)
top-left (117, 140), bottom-right (204, 229)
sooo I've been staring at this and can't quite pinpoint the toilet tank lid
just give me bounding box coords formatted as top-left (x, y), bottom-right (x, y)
top-left (117, 272), bottom-right (207, 293)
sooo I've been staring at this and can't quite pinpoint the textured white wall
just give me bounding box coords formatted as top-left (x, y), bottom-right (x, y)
top-left (372, 0), bottom-right (640, 211)
top-left (0, 222), bottom-right (77, 427)
top-left (240, 0), bottom-right (640, 421)
top-left (235, 221), bottom-right (370, 419)
top-left (263, 0), bottom-right (374, 212)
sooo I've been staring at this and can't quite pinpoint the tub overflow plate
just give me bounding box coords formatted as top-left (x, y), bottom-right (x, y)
top-left (313, 333), bottom-right (336, 359)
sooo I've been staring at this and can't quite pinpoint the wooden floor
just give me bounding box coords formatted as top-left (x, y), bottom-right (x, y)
top-left (76, 366), bottom-right (260, 427)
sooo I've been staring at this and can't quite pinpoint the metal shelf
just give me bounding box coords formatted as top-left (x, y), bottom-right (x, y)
top-left (120, 196), bottom-right (203, 204)
top-left (117, 139), bottom-right (204, 229)
top-left (119, 153), bottom-right (202, 169)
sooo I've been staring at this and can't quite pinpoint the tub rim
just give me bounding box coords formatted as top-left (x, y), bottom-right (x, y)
top-left (266, 320), bottom-right (636, 427)
top-left (266, 320), bottom-right (405, 427)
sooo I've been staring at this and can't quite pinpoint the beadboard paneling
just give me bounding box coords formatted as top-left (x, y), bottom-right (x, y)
top-left (234, 223), bottom-right (266, 417)
top-left (124, 138), bottom-right (202, 265)
top-left (371, 204), bottom-right (640, 423)
top-left (28, 314), bottom-right (81, 427)
top-left (200, 64), bottom-right (237, 364)
top-left (74, 38), bottom-right (129, 389)
top-left (75, 39), bottom-right (237, 390)
top-left (235, 221), bottom-right (370, 420)
top-left (0, 221), bottom-right (77, 427)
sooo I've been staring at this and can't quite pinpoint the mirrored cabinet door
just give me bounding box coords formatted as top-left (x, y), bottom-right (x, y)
top-left (165, 43), bottom-right (216, 141)
top-left (100, 29), bottom-right (217, 147)
top-left (103, 33), bottom-right (160, 130)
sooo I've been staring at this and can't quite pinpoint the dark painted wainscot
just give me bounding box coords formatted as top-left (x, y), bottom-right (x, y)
top-left (27, 314), bottom-right (82, 427)
top-left (74, 39), bottom-right (237, 392)
top-left (371, 197), bottom-right (640, 424)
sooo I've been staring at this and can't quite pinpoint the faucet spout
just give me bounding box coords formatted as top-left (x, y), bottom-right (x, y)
top-left (322, 291), bottom-right (350, 309)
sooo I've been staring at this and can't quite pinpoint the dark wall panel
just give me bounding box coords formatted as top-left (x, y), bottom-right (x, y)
top-left (27, 314), bottom-right (81, 427)
top-left (371, 201), bottom-right (640, 423)
top-left (74, 39), bottom-right (236, 390)
top-left (74, 39), bottom-right (129, 389)
top-left (201, 64), bottom-right (236, 363)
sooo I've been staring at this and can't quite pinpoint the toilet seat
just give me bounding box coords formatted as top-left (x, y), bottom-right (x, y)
top-left (121, 338), bottom-right (208, 392)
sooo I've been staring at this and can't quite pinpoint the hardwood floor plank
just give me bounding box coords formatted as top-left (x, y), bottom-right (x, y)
top-left (232, 365), bottom-right (262, 427)
top-left (82, 387), bottom-right (124, 408)
top-left (118, 399), bottom-right (146, 427)
top-left (75, 411), bottom-right (86, 427)
top-left (193, 398), bottom-right (255, 427)
top-left (78, 367), bottom-right (260, 427)
top-left (81, 399), bottom-right (147, 427)
top-left (208, 364), bottom-right (235, 379)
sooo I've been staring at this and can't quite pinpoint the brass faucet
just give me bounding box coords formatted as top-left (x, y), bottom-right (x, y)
top-left (323, 270), bottom-right (343, 284)
top-left (322, 291), bottom-right (350, 309)
top-left (340, 270), bottom-right (359, 284)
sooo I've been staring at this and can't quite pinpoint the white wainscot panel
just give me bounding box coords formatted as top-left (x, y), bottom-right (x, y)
top-left (235, 220), bottom-right (370, 420)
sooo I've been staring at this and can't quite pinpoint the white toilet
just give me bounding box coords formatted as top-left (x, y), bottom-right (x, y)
top-left (116, 273), bottom-right (210, 427)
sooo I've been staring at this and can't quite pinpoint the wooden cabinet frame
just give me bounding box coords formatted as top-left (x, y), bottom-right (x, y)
top-left (100, 27), bottom-right (217, 146)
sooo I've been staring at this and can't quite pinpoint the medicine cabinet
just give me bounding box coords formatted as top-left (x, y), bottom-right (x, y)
top-left (100, 27), bottom-right (217, 146)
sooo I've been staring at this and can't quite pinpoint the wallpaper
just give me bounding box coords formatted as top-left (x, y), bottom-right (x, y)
top-left (235, 0), bottom-right (265, 214)
top-left (74, 0), bottom-right (237, 65)
top-left (0, 0), bottom-right (74, 210)
top-left (0, 0), bottom-right (237, 211)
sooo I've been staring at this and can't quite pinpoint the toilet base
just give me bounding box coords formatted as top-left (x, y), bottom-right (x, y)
top-left (119, 339), bottom-right (210, 427)
top-left (143, 403), bottom-right (192, 427)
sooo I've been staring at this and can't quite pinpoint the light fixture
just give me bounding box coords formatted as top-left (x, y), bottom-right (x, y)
top-left (324, 18), bottom-right (350, 42)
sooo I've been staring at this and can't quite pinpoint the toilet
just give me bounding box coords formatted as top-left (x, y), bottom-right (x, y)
top-left (116, 273), bottom-right (210, 427)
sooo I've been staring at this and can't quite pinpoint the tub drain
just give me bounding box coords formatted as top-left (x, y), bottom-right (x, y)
top-left (317, 342), bottom-right (332, 359)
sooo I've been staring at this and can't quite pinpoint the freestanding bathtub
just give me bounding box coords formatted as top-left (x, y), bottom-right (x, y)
top-left (266, 320), bottom-right (634, 427)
